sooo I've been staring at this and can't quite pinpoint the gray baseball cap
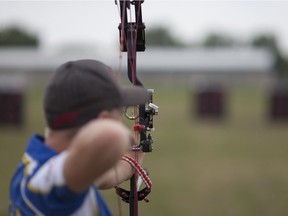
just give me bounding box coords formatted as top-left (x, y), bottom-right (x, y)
top-left (44, 59), bottom-right (150, 129)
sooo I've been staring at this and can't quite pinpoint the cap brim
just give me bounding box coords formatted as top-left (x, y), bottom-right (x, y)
top-left (121, 86), bottom-right (150, 106)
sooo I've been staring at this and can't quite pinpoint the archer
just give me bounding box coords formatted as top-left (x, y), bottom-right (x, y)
top-left (9, 59), bottom-right (150, 215)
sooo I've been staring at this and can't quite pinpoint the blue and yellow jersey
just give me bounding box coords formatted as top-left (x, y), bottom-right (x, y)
top-left (9, 135), bottom-right (112, 216)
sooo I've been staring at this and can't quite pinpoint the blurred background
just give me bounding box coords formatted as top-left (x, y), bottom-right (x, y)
top-left (1, 1), bottom-right (288, 215)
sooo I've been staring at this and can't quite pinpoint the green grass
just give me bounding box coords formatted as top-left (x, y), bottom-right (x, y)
top-left (1, 85), bottom-right (288, 216)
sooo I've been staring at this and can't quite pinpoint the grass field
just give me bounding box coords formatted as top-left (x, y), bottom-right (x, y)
top-left (1, 84), bottom-right (288, 216)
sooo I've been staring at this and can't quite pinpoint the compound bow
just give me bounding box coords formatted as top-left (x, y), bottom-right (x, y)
top-left (114, 1), bottom-right (159, 216)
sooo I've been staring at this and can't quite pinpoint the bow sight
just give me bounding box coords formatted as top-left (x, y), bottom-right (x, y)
top-left (139, 89), bottom-right (159, 152)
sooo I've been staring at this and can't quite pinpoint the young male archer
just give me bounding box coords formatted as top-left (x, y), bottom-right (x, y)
top-left (9, 59), bottom-right (149, 215)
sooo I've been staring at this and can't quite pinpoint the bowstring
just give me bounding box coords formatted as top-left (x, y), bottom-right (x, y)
top-left (115, 2), bottom-right (125, 216)
top-left (116, 0), bottom-right (125, 82)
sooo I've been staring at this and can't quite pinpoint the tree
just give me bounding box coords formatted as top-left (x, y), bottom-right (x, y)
top-left (146, 26), bottom-right (184, 47)
top-left (0, 26), bottom-right (39, 47)
top-left (251, 34), bottom-right (288, 77)
top-left (251, 34), bottom-right (278, 52)
top-left (202, 33), bottom-right (238, 47)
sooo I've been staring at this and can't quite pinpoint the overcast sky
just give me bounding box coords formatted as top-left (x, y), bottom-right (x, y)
top-left (1, 1), bottom-right (288, 54)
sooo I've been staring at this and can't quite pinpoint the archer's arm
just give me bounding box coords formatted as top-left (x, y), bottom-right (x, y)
top-left (95, 150), bottom-right (145, 190)
top-left (63, 119), bottom-right (131, 193)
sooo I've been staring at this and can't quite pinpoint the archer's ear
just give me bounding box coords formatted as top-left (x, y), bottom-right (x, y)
top-left (97, 110), bottom-right (111, 119)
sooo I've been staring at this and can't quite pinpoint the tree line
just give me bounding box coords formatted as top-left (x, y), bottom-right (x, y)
top-left (0, 25), bottom-right (287, 77)
top-left (0, 26), bottom-right (39, 47)
top-left (146, 25), bottom-right (288, 77)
